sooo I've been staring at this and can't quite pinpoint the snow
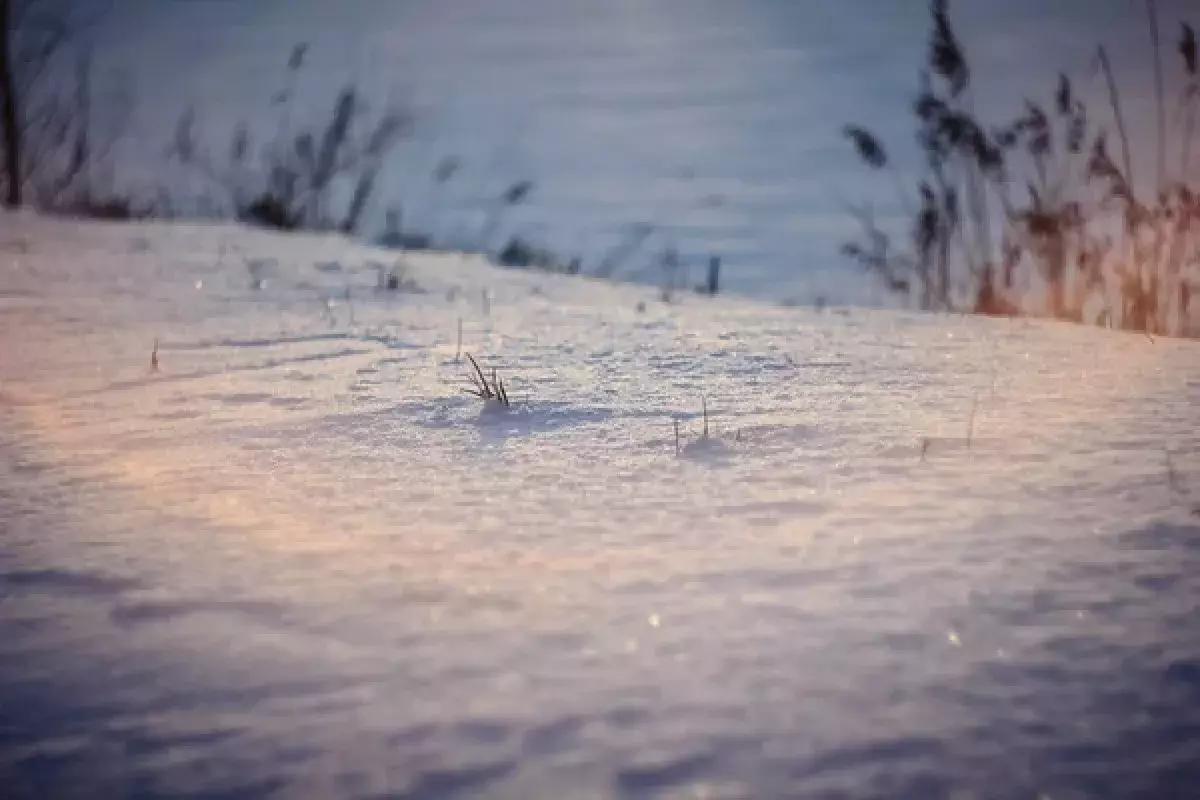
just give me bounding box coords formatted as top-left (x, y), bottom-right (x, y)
top-left (2, 213), bottom-right (1199, 798)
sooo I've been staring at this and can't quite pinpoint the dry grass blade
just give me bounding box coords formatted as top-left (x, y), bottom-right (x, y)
top-left (463, 353), bottom-right (489, 398)
top-left (493, 369), bottom-right (509, 407)
top-left (967, 394), bottom-right (979, 449)
top-left (1164, 447), bottom-right (1185, 495)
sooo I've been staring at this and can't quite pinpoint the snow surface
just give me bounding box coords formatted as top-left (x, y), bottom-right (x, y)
top-left (2, 213), bottom-right (1199, 799)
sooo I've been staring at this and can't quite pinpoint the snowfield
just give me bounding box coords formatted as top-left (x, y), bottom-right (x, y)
top-left (2, 214), bottom-right (1199, 799)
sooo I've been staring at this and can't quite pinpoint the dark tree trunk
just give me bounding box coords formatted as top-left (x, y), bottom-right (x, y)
top-left (0, 0), bottom-right (21, 208)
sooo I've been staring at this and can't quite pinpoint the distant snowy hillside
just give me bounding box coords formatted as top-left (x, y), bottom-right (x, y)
top-left (1, 214), bottom-right (1198, 799)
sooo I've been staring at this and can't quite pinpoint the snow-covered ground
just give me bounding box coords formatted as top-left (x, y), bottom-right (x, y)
top-left (1, 213), bottom-right (1198, 799)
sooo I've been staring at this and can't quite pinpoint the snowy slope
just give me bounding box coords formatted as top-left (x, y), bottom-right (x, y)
top-left (2, 213), bottom-right (1199, 799)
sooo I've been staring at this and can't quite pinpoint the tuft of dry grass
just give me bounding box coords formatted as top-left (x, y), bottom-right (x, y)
top-left (463, 353), bottom-right (510, 408)
top-left (841, 0), bottom-right (1200, 339)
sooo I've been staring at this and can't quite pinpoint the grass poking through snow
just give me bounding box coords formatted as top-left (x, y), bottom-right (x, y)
top-left (463, 353), bottom-right (510, 409)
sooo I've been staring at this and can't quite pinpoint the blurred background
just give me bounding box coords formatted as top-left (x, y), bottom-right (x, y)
top-left (70, 0), bottom-right (1187, 304)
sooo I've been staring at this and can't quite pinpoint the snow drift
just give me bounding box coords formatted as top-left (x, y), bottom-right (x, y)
top-left (1, 213), bottom-right (1198, 798)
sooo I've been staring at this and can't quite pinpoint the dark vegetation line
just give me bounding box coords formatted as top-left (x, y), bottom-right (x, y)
top-left (842, 0), bottom-right (1199, 338)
